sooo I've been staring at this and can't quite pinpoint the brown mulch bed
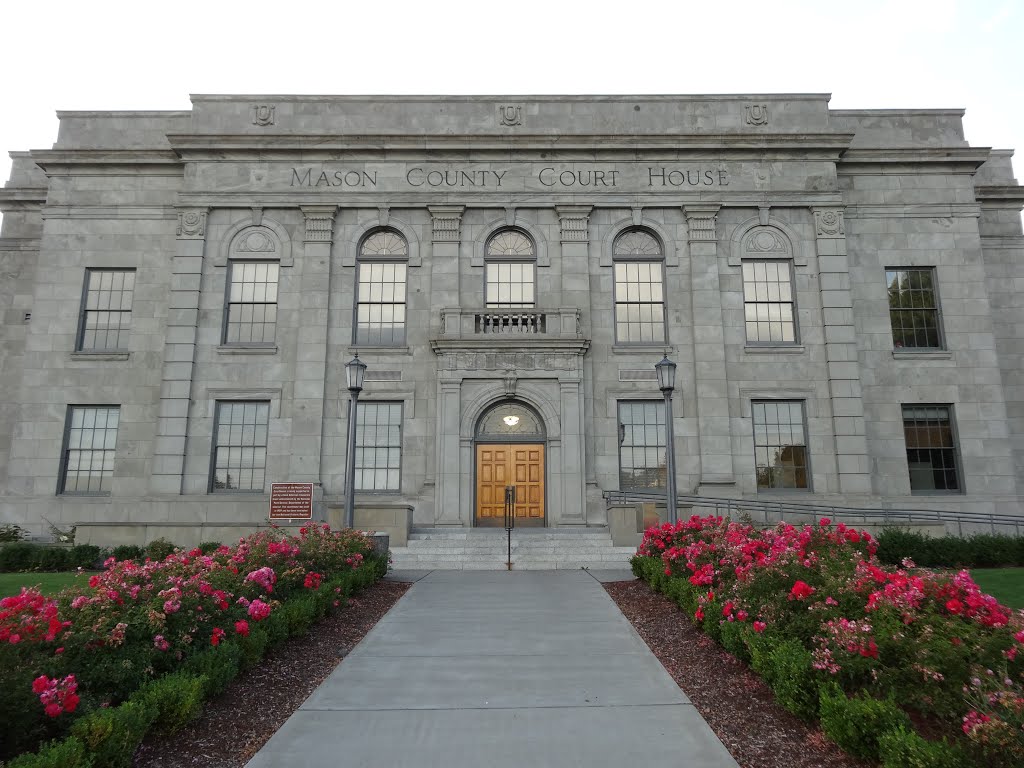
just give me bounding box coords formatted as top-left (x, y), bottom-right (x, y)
top-left (132, 579), bottom-right (410, 768)
top-left (605, 579), bottom-right (871, 768)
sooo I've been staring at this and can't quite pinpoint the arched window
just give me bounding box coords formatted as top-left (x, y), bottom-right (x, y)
top-left (739, 227), bottom-right (798, 345)
top-left (612, 229), bottom-right (665, 344)
top-left (476, 400), bottom-right (545, 439)
top-left (355, 229), bottom-right (408, 345)
top-left (485, 229), bottom-right (535, 308)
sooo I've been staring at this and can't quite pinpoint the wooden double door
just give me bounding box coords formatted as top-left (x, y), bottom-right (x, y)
top-left (476, 443), bottom-right (545, 527)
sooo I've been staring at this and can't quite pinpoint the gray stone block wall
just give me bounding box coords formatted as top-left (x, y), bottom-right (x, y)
top-left (0, 95), bottom-right (1021, 540)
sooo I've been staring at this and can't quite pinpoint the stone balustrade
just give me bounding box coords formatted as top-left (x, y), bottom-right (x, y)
top-left (439, 307), bottom-right (582, 339)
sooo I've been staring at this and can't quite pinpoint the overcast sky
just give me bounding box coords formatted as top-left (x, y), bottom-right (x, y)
top-left (2, 0), bottom-right (1022, 190)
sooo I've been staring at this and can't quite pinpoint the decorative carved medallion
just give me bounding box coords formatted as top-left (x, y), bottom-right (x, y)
top-left (814, 209), bottom-right (845, 238)
top-left (498, 104), bottom-right (523, 127)
top-left (744, 228), bottom-right (787, 254)
top-left (745, 104), bottom-right (769, 126)
top-left (252, 105), bottom-right (276, 126)
top-left (428, 205), bottom-right (465, 243)
top-left (176, 210), bottom-right (207, 240)
top-left (235, 230), bottom-right (276, 253)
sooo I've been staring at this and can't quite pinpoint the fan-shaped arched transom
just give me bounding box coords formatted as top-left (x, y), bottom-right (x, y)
top-left (486, 230), bottom-right (535, 259)
top-left (613, 229), bottom-right (663, 257)
top-left (476, 400), bottom-right (545, 439)
top-left (360, 229), bottom-right (409, 258)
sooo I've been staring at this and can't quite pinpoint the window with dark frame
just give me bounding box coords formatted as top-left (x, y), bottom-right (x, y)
top-left (355, 230), bottom-right (408, 346)
top-left (902, 405), bottom-right (961, 493)
top-left (485, 230), bottom-right (536, 308)
top-left (224, 261), bottom-right (279, 345)
top-left (354, 402), bottom-right (403, 492)
top-left (59, 406), bottom-right (119, 494)
top-left (752, 400), bottom-right (809, 490)
top-left (742, 260), bottom-right (797, 344)
top-left (617, 401), bottom-right (667, 490)
top-left (613, 229), bottom-right (666, 344)
top-left (211, 401), bottom-right (270, 492)
top-left (77, 269), bottom-right (135, 351)
top-left (886, 268), bottom-right (942, 349)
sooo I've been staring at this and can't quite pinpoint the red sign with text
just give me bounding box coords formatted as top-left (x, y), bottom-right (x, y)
top-left (269, 483), bottom-right (314, 520)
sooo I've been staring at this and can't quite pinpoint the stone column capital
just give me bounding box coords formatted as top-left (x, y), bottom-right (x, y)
top-left (555, 206), bottom-right (592, 243)
top-left (428, 205), bottom-right (466, 243)
top-left (683, 205), bottom-right (721, 242)
top-left (175, 208), bottom-right (208, 240)
top-left (300, 205), bottom-right (338, 243)
top-left (812, 208), bottom-right (846, 238)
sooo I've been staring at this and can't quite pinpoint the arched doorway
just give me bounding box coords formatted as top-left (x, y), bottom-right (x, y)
top-left (474, 400), bottom-right (546, 527)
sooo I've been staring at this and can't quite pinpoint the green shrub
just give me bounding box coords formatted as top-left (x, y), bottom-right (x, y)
top-left (144, 538), bottom-right (176, 562)
top-left (0, 541), bottom-right (39, 572)
top-left (718, 620), bottom-right (750, 663)
top-left (70, 699), bottom-right (156, 768)
top-left (0, 665), bottom-right (49, 760)
top-left (4, 737), bottom-right (92, 768)
top-left (237, 625), bottom-right (269, 669)
top-left (197, 541), bottom-right (222, 555)
top-left (34, 547), bottom-right (70, 571)
top-left (0, 523), bottom-right (27, 542)
top-left (68, 545), bottom-right (102, 569)
top-left (876, 528), bottom-right (1024, 569)
top-left (745, 629), bottom-right (777, 685)
top-left (181, 642), bottom-right (242, 697)
top-left (283, 595), bottom-right (317, 637)
top-left (110, 545), bottom-right (144, 562)
top-left (136, 672), bottom-right (205, 735)
top-left (820, 684), bottom-right (912, 761)
top-left (878, 726), bottom-right (972, 768)
top-left (767, 639), bottom-right (820, 721)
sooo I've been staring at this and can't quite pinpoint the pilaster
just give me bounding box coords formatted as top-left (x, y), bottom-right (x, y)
top-left (150, 208), bottom-right (207, 494)
top-left (293, 205), bottom-right (336, 484)
top-left (428, 205), bottom-right (464, 311)
top-left (435, 379), bottom-right (463, 525)
top-left (813, 207), bottom-right (872, 495)
top-left (685, 204), bottom-right (735, 488)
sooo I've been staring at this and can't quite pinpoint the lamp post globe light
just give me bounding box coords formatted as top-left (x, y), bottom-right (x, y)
top-left (655, 355), bottom-right (678, 524)
top-left (344, 354), bottom-right (367, 529)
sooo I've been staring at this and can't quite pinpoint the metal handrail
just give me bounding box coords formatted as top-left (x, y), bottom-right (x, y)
top-left (602, 489), bottom-right (1024, 536)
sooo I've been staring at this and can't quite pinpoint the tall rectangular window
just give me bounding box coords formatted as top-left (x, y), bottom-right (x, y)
top-left (614, 262), bottom-right (665, 343)
top-left (617, 401), bottom-right (666, 489)
top-left (211, 401), bottom-right (269, 492)
top-left (743, 261), bottom-right (796, 344)
top-left (224, 261), bottom-right (279, 345)
top-left (354, 402), bottom-right (402, 491)
top-left (77, 269), bottom-right (135, 351)
top-left (59, 406), bottom-right (119, 494)
top-left (886, 268), bottom-right (942, 349)
top-left (902, 405), bottom-right (961, 493)
top-left (752, 401), bottom-right (809, 490)
top-left (355, 263), bottom-right (407, 345)
top-left (486, 263), bottom-right (535, 308)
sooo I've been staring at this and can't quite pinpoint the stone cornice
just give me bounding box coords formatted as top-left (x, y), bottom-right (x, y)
top-left (837, 148), bottom-right (991, 172)
top-left (166, 133), bottom-right (855, 157)
top-left (29, 150), bottom-right (183, 173)
top-left (974, 185), bottom-right (1024, 203)
top-left (0, 187), bottom-right (47, 210)
top-left (429, 338), bottom-right (591, 356)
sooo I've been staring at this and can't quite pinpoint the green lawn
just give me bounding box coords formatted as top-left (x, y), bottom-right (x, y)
top-left (0, 571), bottom-right (84, 598)
top-left (970, 568), bottom-right (1024, 610)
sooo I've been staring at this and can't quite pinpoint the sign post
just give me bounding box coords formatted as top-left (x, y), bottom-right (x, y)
top-left (269, 483), bottom-right (314, 522)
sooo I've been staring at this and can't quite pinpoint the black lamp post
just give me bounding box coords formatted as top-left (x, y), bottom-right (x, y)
top-left (655, 355), bottom-right (678, 524)
top-left (344, 354), bottom-right (367, 529)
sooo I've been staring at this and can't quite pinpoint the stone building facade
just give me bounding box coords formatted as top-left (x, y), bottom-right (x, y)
top-left (0, 94), bottom-right (1022, 545)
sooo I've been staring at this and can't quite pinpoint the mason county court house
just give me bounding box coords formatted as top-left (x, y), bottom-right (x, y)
top-left (1, 94), bottom-right (1023, 551)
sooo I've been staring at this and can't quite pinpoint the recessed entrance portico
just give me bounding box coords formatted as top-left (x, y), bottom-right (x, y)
top-left (475, 401), bottom-right (546, 527)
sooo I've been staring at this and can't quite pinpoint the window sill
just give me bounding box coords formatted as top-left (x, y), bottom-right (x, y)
top-left (216, 345), bottom-right (278, 356)
top-left (892, 350), bottom-right (952, 360)
top-left (348, 346), bottom-right (412, 355)
top-left (744, 345), bottom-right (804, 355)
top-left (611, 344), bottom-right (671, 355)
top-left (69, 351), bottom-right (130, 361)
top-left (756, 488), bottom-right (813, 495)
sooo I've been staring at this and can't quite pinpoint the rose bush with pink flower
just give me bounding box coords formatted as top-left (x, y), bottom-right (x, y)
top-left (633, 515), bottom-right (1024, 765)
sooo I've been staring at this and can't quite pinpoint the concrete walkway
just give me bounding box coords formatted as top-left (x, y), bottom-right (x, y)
top-left (247, 570), bottom-right (738, 768)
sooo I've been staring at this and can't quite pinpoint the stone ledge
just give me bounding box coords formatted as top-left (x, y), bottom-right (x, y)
top-left (216, 345), bottom-right (278, 355)
top-left (69, 351), bottom-right (131, 362)
top-left (892, 349), bottom-right (953, 360)
top-left (743, 345), bottom-right (805, 355)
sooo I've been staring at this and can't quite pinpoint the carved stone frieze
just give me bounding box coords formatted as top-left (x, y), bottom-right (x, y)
top-left (442, 350), bottom-right (581, 373)
top-left (176, 209), bottom-right (207, 240)
top-left (814, 208), bottom-right (846, 238)
top-left (555, 206), bottom-right (592, 243)
top-left (300, 205), bottom-right (337, 243)
top-left (428, 205), bottom-right (465, 243)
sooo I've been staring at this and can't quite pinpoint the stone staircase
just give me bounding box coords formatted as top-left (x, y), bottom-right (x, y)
top-left (389, 527), bottom-right (638, 570)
